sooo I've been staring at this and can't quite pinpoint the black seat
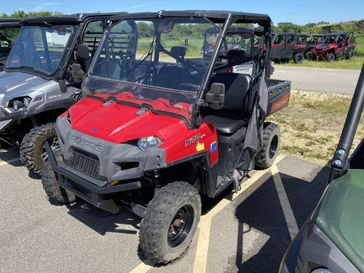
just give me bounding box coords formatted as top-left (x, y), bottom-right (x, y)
top-left (204, 115), bottom-right (247, 134)
top-left (203, 73), bottom-right (253, 134)
top-left (155, 65), bottom-right (188, 89)
top-left (226, 49), bottom-right (248, 64)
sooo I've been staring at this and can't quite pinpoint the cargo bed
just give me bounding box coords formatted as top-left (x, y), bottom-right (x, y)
top-left (267, 79), bottom-right (291, 115)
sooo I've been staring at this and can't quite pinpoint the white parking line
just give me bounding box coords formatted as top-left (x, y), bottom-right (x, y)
top-left (128, 262), bottom-right (152, 273)
top-left (271, 164), bottom-right (299, 240)
top-left (128, 155), bottom-right (287, 273)
top-left (192, 155), bottom-right (286, 273)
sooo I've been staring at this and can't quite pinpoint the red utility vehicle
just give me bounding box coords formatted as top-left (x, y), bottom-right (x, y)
top-left (304, 34), bottom-right (324, 60)
top-left (42, 11), bottom-right (290, 264)
top-left (271, 32), bottom-right (307, 63)
top-left (312, 32), bottom-right (356, 62)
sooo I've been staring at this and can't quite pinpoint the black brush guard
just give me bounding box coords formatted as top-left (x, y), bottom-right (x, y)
top-left (45, 143), bottom-right (141, 214)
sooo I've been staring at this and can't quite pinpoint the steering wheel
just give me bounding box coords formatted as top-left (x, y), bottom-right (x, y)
top-left (118, 51), bottom-right (135, 81)
top-left (118, 51), bottom-right (133, 67)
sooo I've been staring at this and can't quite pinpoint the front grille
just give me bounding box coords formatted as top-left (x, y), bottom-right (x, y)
top-left (70, 150), bottom-right (99, 178)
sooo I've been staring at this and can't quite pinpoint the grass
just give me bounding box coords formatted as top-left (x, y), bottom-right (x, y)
top-left (268, 90), bottom-right (364, 164)
top-left (138, 37), bottom-right (204, 58)
top-left (278, 56), bottom-right (364, 70)
top-left (355, 35), bottom-right (364, 56)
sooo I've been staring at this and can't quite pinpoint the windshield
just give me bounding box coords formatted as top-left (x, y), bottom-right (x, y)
top-left (6, 25), bottom-right (74, 75)
top-left (307, 35), bottom-right (323, 44)
top-left (87, 17), bottom-right (221, 121)
top-left (297, 35), bottom-right (307, 44)
top-left (272, 34), bottom-right (284, 45)
top-left (324, 35), bottom-right (338, 44)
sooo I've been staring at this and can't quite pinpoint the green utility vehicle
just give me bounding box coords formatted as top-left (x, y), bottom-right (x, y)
top-left (279, 63), bottom-right (364, 273)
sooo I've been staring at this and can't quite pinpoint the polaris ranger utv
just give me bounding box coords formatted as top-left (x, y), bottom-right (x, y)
top-left (312, 32), bottom-right (356, 62)
top-left (279, 63), bottom-right (364, 273)
top-left (304, 34), bottom-right (324, 60)
top-left (42, 10), bottom-right (291, 264)
top-left (0, 18), bottom-right (21, 71)
top-left (271, 32), bottom-right (306, 64)
top-left (0, 13), bottom-right (120, 174)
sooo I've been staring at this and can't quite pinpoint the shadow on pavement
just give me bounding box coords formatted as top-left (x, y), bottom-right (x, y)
top-left (67, 202), bottom-right (141, 235)
top-left (0, 147), bottom-right (22, 166)
top-left (232, 164), bottom-right (329, 273)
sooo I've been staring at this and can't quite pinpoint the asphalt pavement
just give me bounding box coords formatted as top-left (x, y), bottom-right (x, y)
top-left (0, 147), bottom-right (329, 273)
top-left (273, 65), bottom-right (360, 94)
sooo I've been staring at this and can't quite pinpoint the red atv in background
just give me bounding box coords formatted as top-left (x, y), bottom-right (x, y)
top-left (271, 32), bottom-right (307, 63)
top-left (41, 11), bottom-right (291, 264)
top-left (304, 34), bottom-right (324, 60)
top-left (312, 32), bottom-right (356, 62)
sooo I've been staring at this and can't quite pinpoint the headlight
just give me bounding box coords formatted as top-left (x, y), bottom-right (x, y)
top-left (12, 100), bottom-right (25, 111)
top-left (23, 97), bottom-right (32, 107)
top-left (10, 96), bottom-right (32, 111)
top-left (137, 136), bottom-right (161, 150)
top-left (311, 268), bottom-right (333, 273)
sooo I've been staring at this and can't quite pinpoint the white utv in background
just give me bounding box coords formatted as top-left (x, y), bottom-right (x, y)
top-left (0, 13), bottom-right (121, 175)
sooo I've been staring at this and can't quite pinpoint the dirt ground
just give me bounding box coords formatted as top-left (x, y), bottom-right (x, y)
top-left (269, 90), bottom-right (364, 164)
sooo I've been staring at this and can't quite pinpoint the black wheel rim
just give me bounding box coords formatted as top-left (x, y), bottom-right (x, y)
top-left (168, 205), bottom-right (194, 247)
top-left (41, 137), bottom-right (59, 161)
top-left (269, 135), bottom-right (279, 159)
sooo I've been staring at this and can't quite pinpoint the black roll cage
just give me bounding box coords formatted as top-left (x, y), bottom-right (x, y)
top-left (4, 13), bottom-right (122, 81)
top-left (91, 10), bottom-right (272, 128)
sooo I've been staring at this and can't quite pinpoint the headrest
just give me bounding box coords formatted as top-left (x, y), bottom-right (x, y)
top-left (170, 46), bottom-right (187, 59)
top-left (227, 49), bottom-right (247, 63)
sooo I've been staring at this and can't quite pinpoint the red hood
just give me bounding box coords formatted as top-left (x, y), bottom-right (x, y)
top-left (68, 96), bottom-right (189, 144)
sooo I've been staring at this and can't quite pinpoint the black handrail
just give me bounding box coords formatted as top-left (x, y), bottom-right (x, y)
top-left (330, 63), bottom-right (364, 181)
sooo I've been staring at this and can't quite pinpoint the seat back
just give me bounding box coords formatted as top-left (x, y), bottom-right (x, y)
top-left (226, 49), bottom-right (248, 64)
top-left (155, 65), bottom-right (188, 89)
top-left (207, 73), bottom-right (254, 119)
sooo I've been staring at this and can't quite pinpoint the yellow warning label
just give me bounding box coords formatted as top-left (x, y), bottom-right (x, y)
top-left (196, 142), bottom-right (205, 152)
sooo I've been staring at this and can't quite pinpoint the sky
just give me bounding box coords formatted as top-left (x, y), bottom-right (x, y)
top-left (1, 0), bottom-right (364, 25)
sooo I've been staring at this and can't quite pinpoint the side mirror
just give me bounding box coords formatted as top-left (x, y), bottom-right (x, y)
top-left (59, 79), bottom-right (67, 93)
top-left (205, 83), bottom-right (225, 110)
top-left (76, 44), bottom-right (90, 61)
top-left (69, 63), bottom-right (85, 84)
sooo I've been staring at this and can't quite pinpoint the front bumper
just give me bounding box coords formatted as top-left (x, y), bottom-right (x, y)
top-left (0, 108), bottom-right (27, 133)
top-left (0, 107), bottom-right (27, 122)
top-left (45, 143), bottom-right (142, 214)
top-left (279, 221), bottom-right (360, 273)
